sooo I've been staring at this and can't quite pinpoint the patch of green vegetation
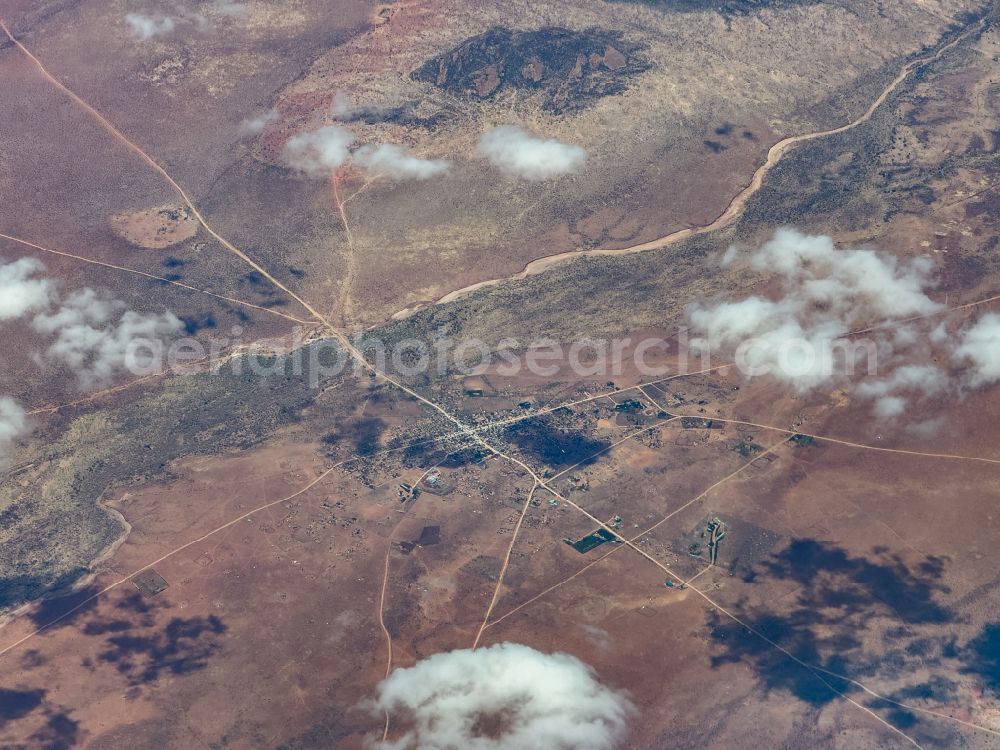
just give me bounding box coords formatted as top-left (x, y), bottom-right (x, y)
top-left (381, 231), bottom-right (736, 352)
top-left (737, 17), bottom-right (991, 236)
top-left (737, 106), bottom-right (895, 234)
top-left (0, 344), bottom-right (347, 612)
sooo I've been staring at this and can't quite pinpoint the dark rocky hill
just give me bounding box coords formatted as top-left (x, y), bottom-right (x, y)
top-left (411, 26), bottom-right (650, 114)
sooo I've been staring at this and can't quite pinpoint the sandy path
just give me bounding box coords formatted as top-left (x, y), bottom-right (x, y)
top-left (427, 21), bottom-right (983, 310)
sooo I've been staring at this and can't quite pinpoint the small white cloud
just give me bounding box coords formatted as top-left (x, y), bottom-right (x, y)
top-left (371, 643), bottom-right (633, 750)
top-left (0, 258), bottom-right (181, 390)
top-left (0, 257), bottom-right (56, 320)
top-left (476, 125), bottom-right (587, 180)
top-left (688, 229), bottom-right (942, 392)
top-left (282, 124), bottom-right (448, 181)
top-left (32, 288), bottom-right (121, 334)
top-left (282, 125), bottom-right (355, 177)
top-left (855, 363), bottom-right (948, 417)
top-left (954, 312), bottom-right (1000, 387)
top-left (354, 143), bottom-right (450, 181)
top-left (125, 13), bottom-right (176, 40)
top-left (213, 1), bottom-right (248, 17)
top-left (872, 395), bottom-right (907, 418)
top-left (732, 229), bottom-right (941, 321)
top-left (0, 397), bottom-right (30, 462)
top-left (908, 416), bottom-right (947, 438)
top-left (240, 108), bottom-right (279, 135)
top-left (331, 90), bottom-right (356, 119)
top-left (855, 364), bottom-right (948, 400)
top-left (32, 289), bottom-right (183, 390)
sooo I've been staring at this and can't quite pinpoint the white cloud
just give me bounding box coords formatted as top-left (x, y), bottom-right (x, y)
top-left (331, 90), bottom-right (356, 119)
top-left (241, 108), bottom-right (279, 135)
top-left (282, 125), bottom-right (355, 177)
top-left (854, 364), bottom-right (948, 418)
top-left (0, 258), bottom-right (56, 320)
top-left (908, 415), bottom-right (947, 438)
top-left (125, 13), bottom-right (176, 40)
top-left (476, 126), bottom-right (586, 180)
top-left (354, 143), bottom-right (450, 181)
top-left (729, 229), bottom-right (941, 320)
top-left (33, 288), bottom-right (122, 334)
top-left (0, 258), bottom-right (181, 390)
top-left (0, 397), bottom-right (30, 462)
top-left (32, 289), bottom-right (183, 389)
top-left (213, 1), bottom-right (248, 17)
top-left (371, 643), bottom-right (633, 750)
top-left (283, 124), bottom-right (449, 181)
top-left (125, 3), bottom-right (246, 41)
top-left (871, 395), bottom-right (907, 418)
top-left (688, 229), bottom-right (942, 395)
top-left (953, 312), bottom-right (1000, 387)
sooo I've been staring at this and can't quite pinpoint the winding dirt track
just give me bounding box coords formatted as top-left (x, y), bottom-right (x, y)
top-left (431, 20), bottom-right (983, 309)
top-left (1, 14), bottom-right (994, 748)
top-left (0, 19), bottom-right (331, 330)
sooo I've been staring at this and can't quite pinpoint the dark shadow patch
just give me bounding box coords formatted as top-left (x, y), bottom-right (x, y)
top-left (414, 526), bottom-right (440, 547)
top-left (340, 103), bottom-right (448, 130)
top-left (395, 433), bottom-right (476, 470)
top-left (889, 707), bottom-right (920, 729)
top-left (258, 298), bottom-right (288, 309)
top-left (179, 315), bottom-right (216, 335)
top-left (114, 590), bottom-right (160, 619)
top-left (886, 674), bottom-right (959, 704)
top-left (708, 612), bottom-right (852, 705)
top-left (27, 581), bottom-right (101, 629)
top-left (503, 417), bottom-right (609, 468)
top-left (709, 539), bottom-right (953, 705)
top-left (329, 416), bottom-right (386, 457)
top-left (0, 688), bottom-right (45, 725)
top-left (29, 709), bottom-right (80, 750)
top-left (97, 614), bottom-right (227, 686)
top-left (82, 619), bottom-right (134, 636)
top-left (959, 623), bottom-right (1000, 695)
top-left (0, 688), bottom-right (80, 750)
top-left (764, 540), bottom-right (951, 624)
top-left (18, 649), bottom-right (46, 671)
